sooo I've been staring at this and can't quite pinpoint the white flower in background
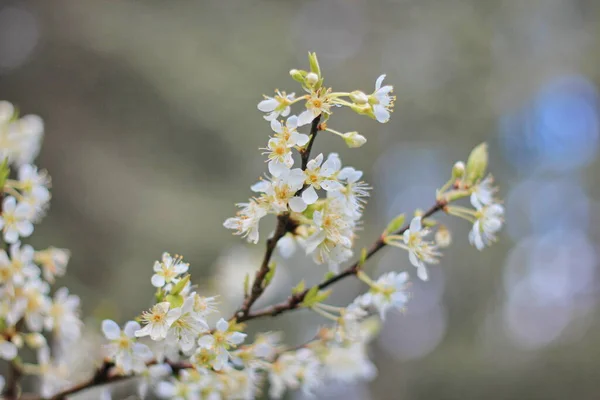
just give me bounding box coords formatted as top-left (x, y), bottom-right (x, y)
top-left (323, 343), bottom-right (377, 382)
top-left (0, 196), bottom-right (34, 243)
top-left (357, 272), bottom-right (409, 320)
top-left (300, 153), bottom-right (343, 206)
top-left (258, 90), bottom-right (295, 121)
top-left (102, 320), bottom-right (154, 374)
top-left (10, 115), bottom-right (44, 166)
top-left (268, 352), bottom-right (301, 398)
top-left (137, 363), bottom-right (173, 399)
top-left (0, 100), bottom-right (14, 123)
top-left (223, 200), bottom-right (268, 244)
top-left (0, 336), bottom-right (18, 360)
top-left (469, 202), bottom-right (504, 250)
top-left (0, 242), bottom-right (38, 287)
top-left (277, 233), bottom-right (299, 258)
top-left (470, 175), bottom-right (497, 208)
top-left (294, 348), bottom-right (323, 396)
top-left (35, 346), bottom-right (71, 398)
top-left (34, 247), bottom-right (70, 283)
top-left (151, 252), bottom-right (189, 289)
top-left (265, 116), bottom-right (309, 177)
top-left (18, 164), bottom-right (51, 220)
top-left (251, 168), bottom-right (305, 213)
top-left (45, 287), bottom-right (82, 344)
top-left (21, 279), bottom-right (51, 332)
top-left (155, 377), bottom-right (201, 400)
top-left (135, 302), bottom-right (182, 341)
top-left (334, 302), bottom-right (368, 342)
top-left (166, 296), bottom-right (209, 352)
top-left (305, 207), bottom-right (352, 252)
top-left (368, 74), bottom-right (395, 123)
top-left (197, 318), bottom-right (247, 371)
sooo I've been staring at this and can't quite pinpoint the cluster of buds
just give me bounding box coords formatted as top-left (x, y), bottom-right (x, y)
top-left (0, 52), bottom-right (505, 400)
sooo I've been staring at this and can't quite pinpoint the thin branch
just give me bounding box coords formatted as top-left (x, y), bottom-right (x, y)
top-left (236, 200), bottom-right (447, 322)
top-left (235, 115), bottom-right (321, 319)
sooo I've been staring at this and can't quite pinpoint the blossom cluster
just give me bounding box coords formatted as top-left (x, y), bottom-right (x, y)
top-left (0, 52), bottom-right (505, 400)
top-left (0, 100), bottom-right (80, 398)
top-left (224, 52), bottom-right (391, 272)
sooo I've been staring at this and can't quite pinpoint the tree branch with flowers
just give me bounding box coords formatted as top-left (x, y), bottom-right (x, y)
top-left (0, 52), bottom-right (504, 400)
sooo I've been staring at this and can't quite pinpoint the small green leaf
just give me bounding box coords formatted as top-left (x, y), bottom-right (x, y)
top-left (264, 262), bottom-right (277, 288)
top-left (308, 52), bottom-right (321, 77)
top-left (171, 274), bottom-right (190, 295)
top-left (323, 271), bottom-right (336, 281)
top-left (0, 158), bottom-right (10, 190)
top-left (465, 142), bottom-right (488, 185)
top-left (301, 286), bottom-right (319, 307)
top-left (243, 273), bottom-right (250, 297)
top-left (313, 289), bottom-right (332, 304)
top-left (358, 247), bottom-right (368, 267)
top-left (292, 280), bottom-right (306, 295)
top-left (383, 214), bottom-right (405, 236)
top-left (165, 294), bottom-right (183, 308)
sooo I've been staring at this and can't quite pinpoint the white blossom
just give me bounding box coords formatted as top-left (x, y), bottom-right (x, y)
top-left (469, 202), bottom-right (504, 250)
top-left (369, 74), bottom-right (395, 123)
top-left (45, 287), bottom-right (82, 344)
top-left (250, 168), bottom-right (304, 213)
top-left (197, 318), bottom-right (246, 371)
top-left (300, 153), bottom-right (343, 206)
top-left (257, 90), bottom-right (295, 121)
top-left (136, 302), bottom-right (182, 341)
top-left (167, 296), bottom-right (209, 352)
top-left (18, 164), bottom-right (51, 220)
top-left (323, 343), bottom-right (376, 382)
top-left (470, 174), bottom-right (497, 208)
top-left (357, 272), bottom-right (409, 319)
top-left (151, 252), bottom-right (189, 289)
top-left (223, 200), bottom-right (268, 244)
top-left (0, 196), bottom-right (34, 243)
top-left (102, 320), bottom-right (154, 374)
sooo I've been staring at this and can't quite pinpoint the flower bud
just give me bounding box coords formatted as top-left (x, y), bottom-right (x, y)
top-left (25, 333), bottom-right (46, 349)
top-left (11, 334), bottom-right (23, 348)
top-left (349, 90), bottom-right (369, 105)
top-left (308, 52), bottom-right (321, 77)
top-left (305, 72), bottom-right (319, 87)
top-left (343, 131), bottom-right (367, 148)
top-left (289, 69), bottom-right (306, 83)
top-left (435, 225), bottom-right (452, 247)
top-left (465, 142), bottom-right (488, 185)
top-left (452, 161), bottom-right (466, 179)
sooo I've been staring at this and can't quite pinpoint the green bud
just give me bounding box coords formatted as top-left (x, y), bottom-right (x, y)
top-left (290, 69), bottom-right (307, 83)
top-left (308, 52), bottom-right (321, 78)
top-left (343, 131), bottom-right (367, 148)
top-left (465, 142), bottom-right (488, 184)
top-left (170, 274), bottom-right (190, 295)
top-left (323, 271), bottom-right (336, 280)
top-left (452, 161), bottom-right (466, 179)
top-left (305, 72), bottom-right (319, 87)
top-left (349, 90), bottom-right (369, 105)
top-left (444, 189), bottom-right (471, 202)
top-left (383, 213), bottom-right (405, 236)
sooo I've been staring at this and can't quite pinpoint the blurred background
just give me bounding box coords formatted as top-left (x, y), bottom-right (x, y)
top-left (2, 0), bottom-right (600, 398)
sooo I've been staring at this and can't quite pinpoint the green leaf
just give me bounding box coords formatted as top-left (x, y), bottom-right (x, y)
top-left (358, 247), bottom-right (368, 268)
top-left (165, 294), bottom-right (183, 308)
top-left (323, 271), bottom-right (336, 281)
top-left (313, 289), bottom-right (332, 304)
top-left (171, 274), bottom-right (190, 295)
top-left (465, 142), bottom-right (488, 185)
top-left (243, 273), bottom-right (250, 297)
top-left (0, 158), bottom-right (9, 191)
top-left (263, 262), bottom-right (277, 288)
top-left (301, 286), bottom-right (319, 307)
top-left (308, 52), bottom-right (321, 77)
top-left (383, 214), bottom-right (405, 236)
top-left (292, 280), bottom-right (306, 295)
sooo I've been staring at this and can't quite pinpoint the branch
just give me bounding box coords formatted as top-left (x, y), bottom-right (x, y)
top-left (27, 360), bottom-right (192, 400)
top-left (237, 200), bottom-right (447, 323)
top-left (235, 115), bottom-right (321, 319)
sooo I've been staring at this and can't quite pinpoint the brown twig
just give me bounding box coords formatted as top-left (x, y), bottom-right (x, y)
top-left (236, 200), bottom-right (447, 322)
top-left (235, 115), bottom-right (321, 319)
